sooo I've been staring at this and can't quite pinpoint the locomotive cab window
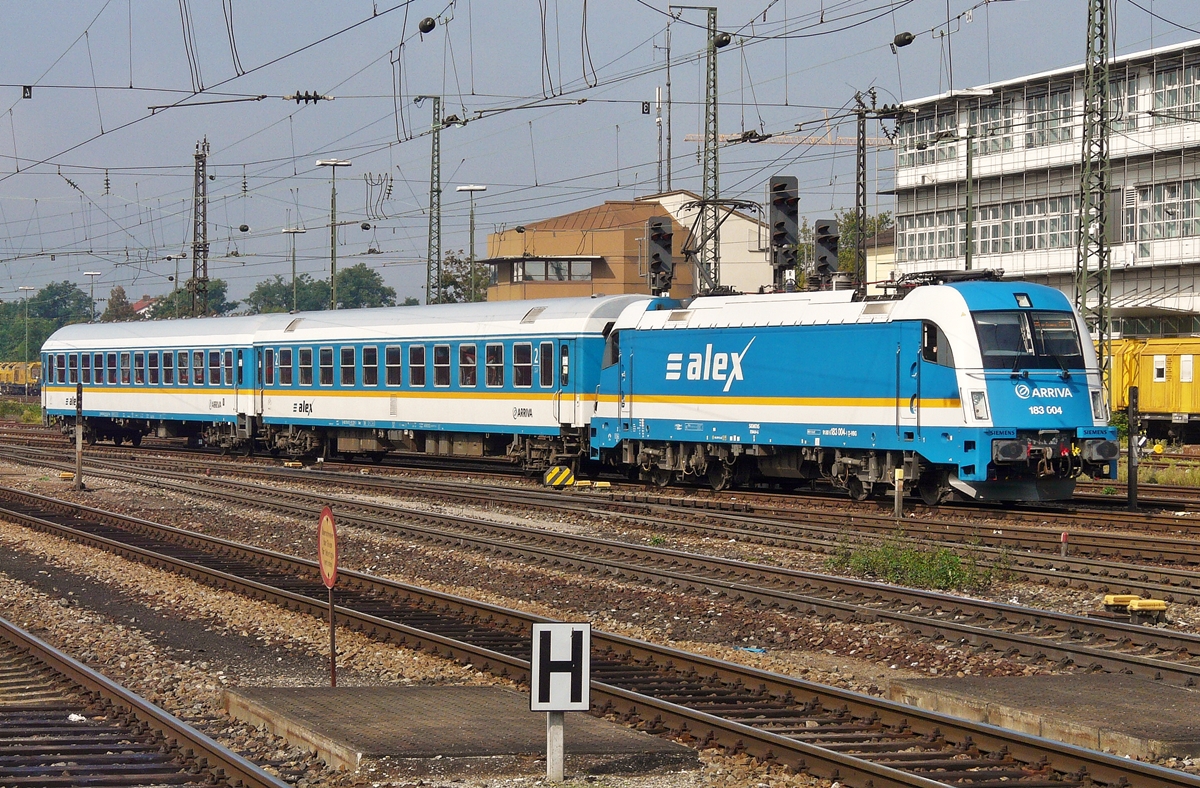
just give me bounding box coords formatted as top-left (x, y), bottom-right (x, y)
top-left (603, 331), bottom-right (620, 368)
top-left (409, 345), bottom-right (426, 387)
top-left (340, 347), bottom-right (355, 386)
top-left (459, 344), bottom-right (477, 387)
top-left (973, 310), bottom-right (1083, 370)
top-left (485, 344), bottom-right (504, 387)
top-left (433, 344), bottom-right (451, 387)
top-left (279, 349), bottom-right (293, 385)
top-left (299, 348), bottom-right (313, 386)
top-left (319, 347), bottom-right (334, 386)
top-left (921, 322), bottom-right (955, 367)
top-left (362, 346), bottom-right (378, 386)
top-left (513, 343), bottom-right (533, 388)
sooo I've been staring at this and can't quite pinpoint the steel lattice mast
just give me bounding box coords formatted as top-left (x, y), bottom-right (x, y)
top-left (426, 96), bottom-right (442, 305)
top-left (191, 138), bottom-right (209, 317)
top-left (698, 7), bottom-right (720, 292)
top-left (1076, 0), bottom-right (1112, 404)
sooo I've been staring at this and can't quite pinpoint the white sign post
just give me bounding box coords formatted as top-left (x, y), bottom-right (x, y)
top-left (531, 623), bottom-right (591, 783)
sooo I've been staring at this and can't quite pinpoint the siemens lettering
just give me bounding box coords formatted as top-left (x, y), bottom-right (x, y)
top-left (664, 338), bottom-right (755, 392)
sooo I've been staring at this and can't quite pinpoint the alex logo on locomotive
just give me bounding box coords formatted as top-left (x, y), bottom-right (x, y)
top-left (664, 338), bottom-right (755, 393)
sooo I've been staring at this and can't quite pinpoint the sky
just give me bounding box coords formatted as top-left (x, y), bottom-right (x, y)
top-left (0, 0), bottom-right (1197, 307)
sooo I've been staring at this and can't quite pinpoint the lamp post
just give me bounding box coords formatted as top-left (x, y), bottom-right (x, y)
top-left (316, 159), bottom-right (351, 310)
top-left (283, 226), bottom-right (307, 311)
top-left (18, 286), bottom-right (35, 396)
top-left (83, 272), bottom-right (101, 322)
top-left (455, 184), bottom-right (487, 301)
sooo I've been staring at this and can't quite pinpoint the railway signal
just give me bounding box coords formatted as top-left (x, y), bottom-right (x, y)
top-left (768, 175), bottom-right (799, 290)
top-left (647, 216), bottom-right (674, 295)
top-left (814, 218), bottom-right (839, 279)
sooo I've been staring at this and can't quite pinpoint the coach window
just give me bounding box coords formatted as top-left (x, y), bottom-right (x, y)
top-left (362, 346), bottom-right (378, 386)
top-left (81, 354), bottom-right (91, 385)
top-left (485, 343), bottom-right (504, 387)
top-left (560, 345), bottom-right (569, 386)
top-left (459, 344), bottom-right (477, 387)
top-left (299, 348), bottom-right (313, 386)
top-left (163, 351), bottom-right (174, 384)
top-left (539, 342), bottom-right (554, 387)
top-left (54, 354), bottom-right (64, 384)
top-left (93, 353), bottom-right (104, 384)
top-left (514, 343), bottom-right (533, 387)
top-left (178, 351), bottom-right (190, 385)
top-left (120, 352), bottom-right (131, 385)
top-left (193, 351), bottom-right (205, 385)
top-left (921, 321), bottom-right (955, 367)
top-left (409, 345), bottom-right (426, 387)
top-left (340, 347), bottom-right (355, 386)
top-left (149, 352), bottom-right (160, 385)
top-left (434, 344), bottom-right (451, 387)
top-left (319, 347), bottom-right (334, 386)
top-left (385, 346), bottom-right (402, 386)
top-left (205, 351), bottom-right (218, 385)
top-left (133, 352), bottom-right (145, 384)
top-left (107, 353), bottom-right (117, 384)
top-left (67, 354), bottom-right (78, 385)
top-left (264, 350), bottom-right (274, 386)
top-left (223, 350), bottom-right (234, 386)
top-left (279, 348), bottom-right (294, 385)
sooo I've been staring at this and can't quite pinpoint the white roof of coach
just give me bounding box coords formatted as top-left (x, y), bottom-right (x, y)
top-left (628, 289), bottom-right (901, 330)
top-left (42, 313), bottom-right (285, 351)
top-left (256, 295), bottom-right (655, 343)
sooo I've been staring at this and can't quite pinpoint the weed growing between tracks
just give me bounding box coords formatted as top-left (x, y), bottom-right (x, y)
top-left (826, 531), bottom-right (1010, 592)
top-left (0, 400), bottom-right (39, 423)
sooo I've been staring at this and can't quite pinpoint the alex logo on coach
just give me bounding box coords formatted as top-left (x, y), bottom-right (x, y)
top-left (664, 338), bottom-right (755, 393)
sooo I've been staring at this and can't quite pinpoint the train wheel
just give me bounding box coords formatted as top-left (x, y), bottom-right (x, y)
top-left (917, 473), bottom-right (948, 506)
top-left (707, 463), bottom-right (732, 492)
top-left (847, 476), bottom-right (870, 501)
top-left (649, 468), bottom-right (673, 488)
top-left (113, 435), bottom-right (124, 446)
top-left (369, 452), bottom-right (386, 464)
top-left (130, 433), bottom-right (142, 447)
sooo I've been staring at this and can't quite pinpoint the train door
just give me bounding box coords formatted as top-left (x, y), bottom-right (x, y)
top-left (553, 339), bottom-right (577, 426)
top-left (255, 348), bottom-right (265, 415)
top-left (617, 331), bottom-right (633, 425)
top-left (235, 348), bottom-right (251, 439)
top-left (895, 323), bottom-right (921, 438)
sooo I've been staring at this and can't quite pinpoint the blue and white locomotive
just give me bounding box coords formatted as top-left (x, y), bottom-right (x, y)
top-left (41, 278), bottom-right (1117, 502)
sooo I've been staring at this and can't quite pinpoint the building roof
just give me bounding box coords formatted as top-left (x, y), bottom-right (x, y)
top-left (864, 227), bottom-right (894, 249)
top-left (527, 200), bottom-right (671, 232)
top-left (904, 36), bottom-right (1200, 110)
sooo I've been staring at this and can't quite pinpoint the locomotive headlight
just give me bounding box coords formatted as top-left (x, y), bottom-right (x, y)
top-left (1089, 389), bottom-right (1107, 421)
top-left (970, 390), bottom-right (989, 420)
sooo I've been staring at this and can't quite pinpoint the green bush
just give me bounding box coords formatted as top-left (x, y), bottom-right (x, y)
top-left (0, 400), bottom-right (40, 423)
top-left (826, 532), bottom-right (996, 592)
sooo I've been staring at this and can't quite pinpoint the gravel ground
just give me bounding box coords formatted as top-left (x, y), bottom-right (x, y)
top-left (0, 456), bottom-right (1196, 783)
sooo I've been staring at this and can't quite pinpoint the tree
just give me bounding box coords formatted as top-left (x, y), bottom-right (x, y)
top-left (334, 263), bottom-right (395, 309)
top-left (436, 249), bottom-right (490, 303)
top-left (794, 211), bottom-right (894, 282)
top-left (401, 296), bottom-right (420, 306)
top-left (245, 274), bottom-right (330, 314)
top-left (152, 279), bottom-right (238, 319)
top-left (29, 281), bottom-right (91, 324)
top-left (100, 286), bottom-right (139, 322)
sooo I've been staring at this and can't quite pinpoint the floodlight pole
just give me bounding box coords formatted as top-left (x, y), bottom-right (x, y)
top-left (83, 272), bottom-right (101, 322)
top-left (456, 185), bottom-right (487, 301)
top-left (316, 159), bottom-right (352, 310)
top-left (283, 227), bottom-right (307, 311)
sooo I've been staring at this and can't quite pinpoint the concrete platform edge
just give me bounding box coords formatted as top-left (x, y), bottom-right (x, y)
top-left (223, 688), bottom-right (362, 771)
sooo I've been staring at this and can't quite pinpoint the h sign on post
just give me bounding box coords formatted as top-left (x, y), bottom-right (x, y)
top-left (530, 623), bottom-right (590, 711)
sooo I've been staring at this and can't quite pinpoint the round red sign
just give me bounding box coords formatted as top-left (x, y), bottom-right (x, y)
top-left (317, 506), bottom-right (337, 588)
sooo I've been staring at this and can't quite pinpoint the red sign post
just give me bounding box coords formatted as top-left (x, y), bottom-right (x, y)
top-left (318, 506), bottom-right (338, 687)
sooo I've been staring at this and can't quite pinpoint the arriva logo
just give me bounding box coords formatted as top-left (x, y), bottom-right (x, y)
top-left (1014, 383), bottom-right (1073, 399)
top-left (665, 338), bottom-right (755, 393)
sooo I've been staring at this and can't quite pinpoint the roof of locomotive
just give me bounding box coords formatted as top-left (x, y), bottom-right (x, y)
top-left (41, 294), bottom-right (666, 352)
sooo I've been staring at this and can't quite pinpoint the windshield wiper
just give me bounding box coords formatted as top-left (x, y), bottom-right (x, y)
top-left (1051, 353), bottom-right (1071, 380)
top-left (1010, 351), bottom-right (1027, 378)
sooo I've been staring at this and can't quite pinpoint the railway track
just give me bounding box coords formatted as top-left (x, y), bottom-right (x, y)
top-left (12, 444), bottom-right (1200, 690)
top-left (0, 485), bottom-right (1194, 788)
top-left (0, 611), bottom-right (289, 788)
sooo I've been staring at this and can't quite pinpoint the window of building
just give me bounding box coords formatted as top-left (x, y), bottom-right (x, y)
top-left (513, 343), bottom-right (533, 387)
top-left (299, 348), bottom-right (313, 386)
top-left (319, 347), bottom-right (334, 386)
top-left (459, 344), bottom-right (477, 387)
top-left (1110, 72), bottom-right (1139, 132)
top-left (385, 346), bottom-right (402, 386)
top-left (540, 341), bottom-right (554, 387)
top-left (81, 353), bottom-right (91, 385)
top-left (223, 350), bottom-right (233, 386)
top-left (134, 352), bottom-right (145, 384)
top-left (409, 345), bottom-right (426, 387)
top-left (279, 349), bottom-right (293, 385)
top-left (433, 344), bottom-right (451, 387)
top-left (510, 259), bottom-right (593, 282)
top-left (1025, 89), bottom-right (1073, 147)
top-left (486, 343), bottom-right (504, 387)
top-left (970, 100), bottom-right (1014, 154)
top-left (895, 196), bottom-right (1079, 263)
top-left (1153, 64), bottom-right (1200, 126)
top-left (149, 352), bottom-right (159, 385)
top-left (340, 347), bottom-right (355, 386)
top-left (895, 111), bottom-right (958, 168)
top-left (1154, 354), bottom-right (1168, 382)
top-left (363, 346), bottom-right (378, 386)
